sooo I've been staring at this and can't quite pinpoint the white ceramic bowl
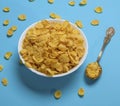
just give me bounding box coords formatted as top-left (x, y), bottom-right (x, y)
top-left (18, 19), bottom-right (88, 77)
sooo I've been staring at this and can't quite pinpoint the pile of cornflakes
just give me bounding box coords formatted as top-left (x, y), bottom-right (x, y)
top-left (20, 20), bottom-right (85, 76)
top-left (85, 62), bottom-right (102, 79)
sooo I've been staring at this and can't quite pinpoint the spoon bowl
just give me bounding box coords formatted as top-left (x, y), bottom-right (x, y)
top-left (85, 62), bottom-right (102, 79)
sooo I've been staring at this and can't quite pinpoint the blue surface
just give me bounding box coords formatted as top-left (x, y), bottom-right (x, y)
top-left (0, 0), bottom-right (120, 106)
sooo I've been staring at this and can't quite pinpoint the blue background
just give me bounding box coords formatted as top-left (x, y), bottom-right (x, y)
top-left (0, 0), bottom-right (120, 106)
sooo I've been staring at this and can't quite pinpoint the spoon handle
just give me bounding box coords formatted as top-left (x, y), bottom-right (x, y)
top-left (96, 27), bottom-right (115, 63)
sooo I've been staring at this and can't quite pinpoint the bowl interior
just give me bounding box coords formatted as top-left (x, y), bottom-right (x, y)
top-left (18, 19), bottom-right (88, 77)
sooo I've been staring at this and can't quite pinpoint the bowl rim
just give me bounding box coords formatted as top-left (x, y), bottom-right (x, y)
top-left (18, 19), bottom-right (88, 77)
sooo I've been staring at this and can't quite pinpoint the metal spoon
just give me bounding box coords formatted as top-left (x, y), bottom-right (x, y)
top-left (85, 27), bottom-right (115, 79)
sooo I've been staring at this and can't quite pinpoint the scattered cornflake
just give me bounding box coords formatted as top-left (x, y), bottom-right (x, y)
top-left (49, 13), bottom-right (56, 19)
top-left (18, 14), bottom-right (27, 21)
top-left (54, 90), bottom-right (62, 99)
top-left (79, 0), bottom-right (87, 6)
top-left (4, 52), bottom-right (12, 60)
top-left (7, 26), bottom-right (17, 37)
top-left (48, 0), bottom-right (54, 4)
top-left (78, 88), bottom-right (85, 97)
top-left (0, 65), bottom-right (3, 72)
top-left (91, 19), bottom-right (99, 26)
top-left (3, 20), bottom-right (9, 26)
top-left (94, 6), bottom-right (103, 13)
top-left (7, 29), bottom-right (14, 37)
top-left (1, 78), bottom-right (8, 86)
top-left (50, 13), bottom-right (61, 19)
top-left (75, 20), bottom-right (83, 28)
top-left (3, 7), bottom-right (10, 12)
top-left (10, 26), bottom-right (17, 31)
top-left (68, 0), bottom-right (75, 6)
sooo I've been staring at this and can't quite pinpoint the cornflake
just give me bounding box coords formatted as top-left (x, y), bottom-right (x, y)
top-left (3, 20), bottom-right (9, 26)
top-left (18, 14), bottom-right (26, 21)
top-left (48, 0), bottom-right (54, 4)
top-left (68, 0), bottom-right (75, 6)
top-left (10, 26), bottom-right (17, 31)
top-left (79, 0), bottom-right (87, 5)
top-left (1, 78), bottom-right (8, 86)
top-left (94, 6), bottom-right (103, 13)
top-left (20, 20), bottom-right (85, 76)
top-left (7, 29), bottom-right (14, 37)
top-left (91, 19), bottom-right (99, 26)
top-left (75, 20), bottom-right (83, 28)
top-left (3, 7), bottom-right (10, 12)
top-left (54, 90), bottom-right (62, 99)
top-left (50, 13), bottom-right (61, 19)
top-left (78, 88), bottom-right (85, 96)
top-left (7, 26), bottom-right (17, 37)
top-left (0, 65), bottom-right (3, 72)
top-left (4, 52), bottom-right (12, 60)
